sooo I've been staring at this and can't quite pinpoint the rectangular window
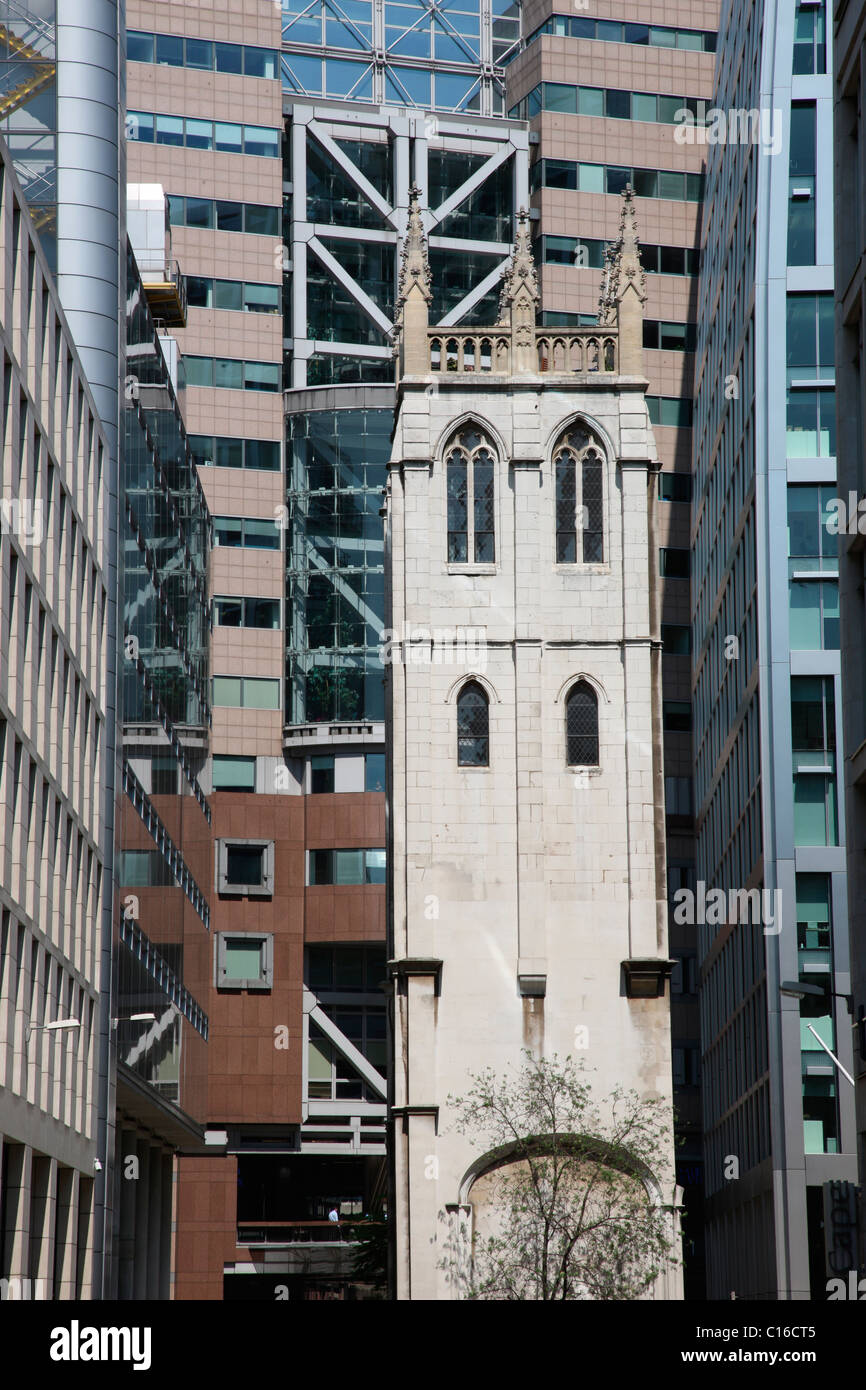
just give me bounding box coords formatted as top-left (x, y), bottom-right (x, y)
top-left (308, 848), bottom-right (386, 885)
top-left (661, 624), bottom-right (691, 654)
top-left (186, 197), bottom-right (214, 230)
top-left (151, 755), bottom-right (178, 796)
top-left (156, 114), bottom-right (184, 146)
top-left (311, 755), bottom-right (335, 793)
top-left (215, 41), bottom-right (244, 73)
top-left (217, 839), bottom-right (274, 895)
top-left (127, 31), bottom-right (154, 63)
top-left (185, 118), bottom-right (213, 151)
top-left (786, 293), bottom-right (834, 382)
top-left (212, 676), bottom-right (280, 709)
top-left (244, 125), bottom-right (280, 158)
top-left (127, 111), bottom-right (154, 142)
top-left (216, 933), bottom-right (274, 990)
top-left (185, 37), bottom-right (213, 69)
top-left (786, 388), bottom-right (836, 457)
top-left (213, 756), bottom-right (256, 791)
top-left (214, 121), bottom-right (243, 154)
top-left (216, 200), bottom-right (244, 232)
top-left (365, 752), bottom-right (385, 792)
top-left (658, 472), bottom-right (692, 502)
top-left (792, 677), bottom-right (838, 846)
top-left (660, 547), bottom-right (690, 578)
top-left (155, 33), bottom-right (184, 65)
top-left (788, 103), bottom-right (816, 265)
top-left (664, 701), bottom-right (692, 732)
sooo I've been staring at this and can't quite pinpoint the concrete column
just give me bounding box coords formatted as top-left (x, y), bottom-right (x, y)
top-left (146, 1144), bottom-right (162, 1300)
top-left (159, 1152), bottom-right (173, 1300)
top-left (117, 1128), bottom-right (137, 1299)
top-left (5, 1144), bottom-right (32, 1286)
top-left (132, 1137), bottom-right (150, 1300)
top-left (29, 1154), bottom-right (57, 1298)
top-left (54, 1167), bottom-right (79, 1300)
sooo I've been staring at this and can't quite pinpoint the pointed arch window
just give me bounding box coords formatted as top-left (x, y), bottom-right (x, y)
top-left (566, 681), bottom-right (599, 766)
top-left (554, 424), bottom-right (605, 563)
top-left (446, 426), bottom-right (496, 563)
top-left (457, 681), bottom-right (489, 766)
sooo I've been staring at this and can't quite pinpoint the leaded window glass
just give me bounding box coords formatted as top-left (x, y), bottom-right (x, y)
top-left (553, 424), bottom-right (606, 563)
top-left (445, 426), bottom-right (496, 563)
top-left (566, 681), bottom-right (599, 766)
top-left (457, 682), bottom-right (489, 766)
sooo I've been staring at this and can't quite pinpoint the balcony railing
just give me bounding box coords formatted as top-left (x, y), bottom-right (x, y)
top-left (426, 326), bottom-right (619, 377)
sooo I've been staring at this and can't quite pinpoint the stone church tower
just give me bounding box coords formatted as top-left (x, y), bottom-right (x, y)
top-left (385, 188), bottom-right (682, 1300)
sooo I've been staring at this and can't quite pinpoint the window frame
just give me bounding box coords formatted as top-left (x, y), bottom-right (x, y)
top-left (565, 680), bottom-right (600, 767)
top-left (216, 838), bottom-right (275, 897)
top-left (445, 426), bottom-right (497, 567)
top-left (552, 424), bottom-right (607, 566)
top-left (215, 931), bottom-right (274, 991)
top-left (456, 680), bottom-right (490, 768)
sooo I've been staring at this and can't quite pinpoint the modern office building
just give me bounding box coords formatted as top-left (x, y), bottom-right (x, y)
top-left (387, 189), bottom-right (681, 1300)
top-left (504, 0), bottom-right (719, 1292)
top-left (0, 133), bottom-right (110, 1300)
top-left (834, 0), bottom-right (866, 1267)
top-left (693, 0), bottom-right (856, 1299)
top-left (112, 199), bottom-right (213, 1300)
top-left (0, 0), bottom-right (125, 1300)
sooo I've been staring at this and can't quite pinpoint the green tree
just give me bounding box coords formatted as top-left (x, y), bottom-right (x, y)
top-left (442, 1052), bottom-right (678, 1300)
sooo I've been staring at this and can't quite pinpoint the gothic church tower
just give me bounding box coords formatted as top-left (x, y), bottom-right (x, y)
top-left (385, 189), bottom-right (682, 1300)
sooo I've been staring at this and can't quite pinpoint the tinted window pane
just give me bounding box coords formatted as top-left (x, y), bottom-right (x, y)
top-left (216, 200), bottom-right (243, 232)
top-left (245, 439), bottom-right (280, 470)
top-left (215, 437), bottom-right (244, 468)
top-left (155, 34), bottom-right (183, 65)
top-left (186, 197), bottom-right (214, 229)
top-left (215, 42), bottom-right (243, 73)
top-left (185, 37), bottom-right (213, 68)
top-left (214, 121), bottom-right (243, 154)
top-left (127, 31), bottom-right (154, 63)
top-left (214, 279), bottom-right (243, 311)
top-left (245, 204), bottom-right (280, 235)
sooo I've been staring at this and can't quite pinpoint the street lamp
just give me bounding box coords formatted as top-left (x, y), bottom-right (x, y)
top-left (112, 1012), bottom-right (157, 1029)
top-left (24, 1017), bottom-right (80, 1044)
top-left (779, 981), bottom-right (854, 1086)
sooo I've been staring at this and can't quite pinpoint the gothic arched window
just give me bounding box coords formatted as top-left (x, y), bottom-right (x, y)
top-left (566, 681), bottom-right (599, 766)
top-left (457, 681), bottom-right (489, 766)
top-left (553, 424), bottom-right (605, 564)
top-left (446, 426), bottom-right (496, 564)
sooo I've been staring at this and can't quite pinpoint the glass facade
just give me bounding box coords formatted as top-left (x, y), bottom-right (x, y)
top-left (118, 245), bottom-right (211, 1130)
top-left (281, 0), bottom-right (518, 115)
top-left (286, 409), bottom-right (388, 723)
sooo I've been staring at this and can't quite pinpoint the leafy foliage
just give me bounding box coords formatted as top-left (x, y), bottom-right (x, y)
top-left (443, 1052), bottom-right (677, 1300)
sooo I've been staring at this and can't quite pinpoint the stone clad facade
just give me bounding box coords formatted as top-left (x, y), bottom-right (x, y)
top-left (386, 190), bottom-right (682, 1299)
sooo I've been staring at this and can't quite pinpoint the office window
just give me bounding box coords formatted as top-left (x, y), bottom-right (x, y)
top-left (190, 435), bottom-right (280, 470)
top-left (661, 624), bottom-right (691, 654)
top-left (311, 755), bottom-right (335, 793)
top-left (788, 486), bottom-right (838, 649)
top-left (793, 0), bottom-right (826, 73)
top-left (554, 423), bottom-right (605, 563)
top-left (788, 103), bottom-right (816, 265)
top-left (786, 388), bottom-right (836, 457)
top-left (664, 701), bottom-right (692, 732)
top-left (456, 682), bottom-right (489, 767)
top-left (150, 754), bottom-right (178, 795)
top-left (308, 849), bottom-right (387, 885)
top-left (213, 516), bottom-right (280, 549)
top-left (660, 547), bottom-right (690, 578)
top-left (212, 676), bottom-right (280, 709)
top-left (214, 596), bottom-right (280, 628)
top-left (216, 933), bottom-right (274, 990)
top-left (792, 677), bottom-right (838, 846)
top-left (212, 756), bottom-right (256, 791)
top-left (786, 294), bottom-right (834, 381)
top-left (446, 426), bottom-right (496, 564)
top-left (217, 839), bottom-right (274, 896)
top-left (365, 752), bottom-right (385, 792)
top-left (658, 472), bottom-right (692, 502)
top-left (566, 681), bottom-right (599, 765)
top-left (671, 953), bottom-right (698, 994)
top-left (648, 397), bottom-right (694, 427)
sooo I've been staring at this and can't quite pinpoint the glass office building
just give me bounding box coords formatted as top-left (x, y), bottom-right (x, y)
top-left (692, 0), bottom-right (854, 1299)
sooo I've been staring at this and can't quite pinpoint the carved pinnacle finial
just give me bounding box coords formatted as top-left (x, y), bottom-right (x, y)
top-left (497, 207), bottom-right (540, 325)
top-left (597, 184), bottom-right (646, 326)
top-left (395, 183), bottom-right (432, 317)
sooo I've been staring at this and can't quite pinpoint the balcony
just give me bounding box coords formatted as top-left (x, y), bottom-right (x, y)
top-left (141, 260), bottom-right (187, 328)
